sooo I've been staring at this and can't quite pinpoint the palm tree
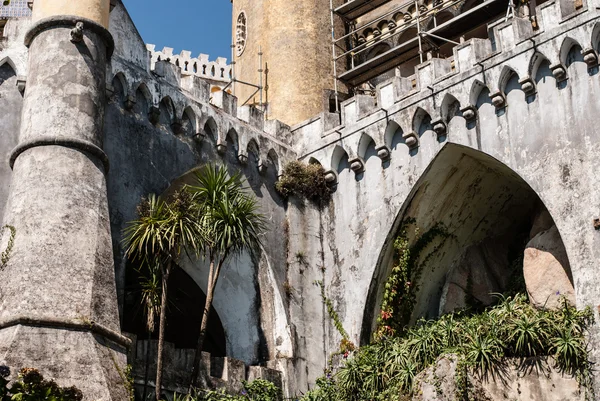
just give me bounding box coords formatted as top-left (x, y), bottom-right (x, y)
top-left (138, 260), bottom-right (161, 401)
top-left (125, 192), bottom-right (203, 401)
top-left (188, 164), bottom-right (266, 389)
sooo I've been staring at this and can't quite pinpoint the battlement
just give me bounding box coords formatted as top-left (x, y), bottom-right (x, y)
top-left (147, 44), bottom-right (231, 84)
top-left (129, 338), bottom-right (283, 398)
top-left (293, 0), bottom-right (600, 172)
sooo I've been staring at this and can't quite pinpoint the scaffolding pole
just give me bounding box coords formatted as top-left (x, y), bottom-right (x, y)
top-left (330, 0), bottom-right (340, 114)
top-left (330, 0), bottom-right (511, 88)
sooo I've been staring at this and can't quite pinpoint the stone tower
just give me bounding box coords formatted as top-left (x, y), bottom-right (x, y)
top-left (0, 0), bottom-right (129, 399)
top-left (231, 0), bottom-right (344, 126)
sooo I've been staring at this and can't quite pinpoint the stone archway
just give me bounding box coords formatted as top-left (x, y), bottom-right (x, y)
top-left (361, 143), bottom-right (575, 342)
top-left (123, 263), bottom-right (227, 355)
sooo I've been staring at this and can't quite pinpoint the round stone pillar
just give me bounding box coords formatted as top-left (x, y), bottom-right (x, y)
top-left (0, 1), bottom-right (129, 400)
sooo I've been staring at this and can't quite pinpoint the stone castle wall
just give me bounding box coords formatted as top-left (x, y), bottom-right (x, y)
top-left (0, 0), bottom-right (600, 398)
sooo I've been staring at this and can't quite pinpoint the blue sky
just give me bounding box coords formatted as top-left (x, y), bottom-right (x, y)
top-left (122, 0), bottom-right (233, 62)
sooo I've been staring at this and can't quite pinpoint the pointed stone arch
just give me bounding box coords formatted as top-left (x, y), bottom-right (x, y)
top-left (134, 82), bottom-right (152, 115)
top-left (159, 96), bottom-right (176, 128)
top-left (412, 106), bottom-right (432, 136)
top-left (181, 106), bottom-right (198, 137)
top-left (357, 132), bottom-right (375, 160)
top-left (559, 36), bottom-right (583, 67)
top-left (111, 72), bottom-right (128, 99)
top-left (267, 148), bottom-right (281, 176)
top-left (331, 144), bottom-right (350, 174)
top-left (384, 120), bottom-right (403, 150)
top-left (203, 117), bottom-right (219, 143)
top-left (440, 93), bottom-right (461, 123)
top-left (360, 143), bottom-right (574, 343)
top-left (468, 79), bottom-right (488, 106)
top-left (529, 51), bottom-right (551, 79)
top-left (498, 65), bottom-right (519, 94)
top-left (226, 128), bottom-right (240, 155)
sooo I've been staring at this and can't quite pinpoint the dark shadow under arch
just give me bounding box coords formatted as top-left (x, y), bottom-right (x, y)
top-left (123, 262), bottom-right (226, 356)
top-left (360, 143), bottom-right (574, 344)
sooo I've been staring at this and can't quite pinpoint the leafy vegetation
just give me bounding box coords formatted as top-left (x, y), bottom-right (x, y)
top-left (0, 367), bottom-right (83, 401)
top-left (188, 165), bottom-right (266, 388)
top-left (300, 295), bottom-right (593, 401)
top-left (124, 164), bottom-right (266, 396)
top-left (376, 219), bottom-right (450, 339)
top-left (275, 161), bottom-right (331, 204)
top-left (125, 190), bottom-right (204, 401)
top-left (299, 221), bottom-right (593, 401)
top-left (173, 379), bottom-right (281, 401)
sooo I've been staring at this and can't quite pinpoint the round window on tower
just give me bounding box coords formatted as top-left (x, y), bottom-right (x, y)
top-left (236, 11), bottom-right (248, 57)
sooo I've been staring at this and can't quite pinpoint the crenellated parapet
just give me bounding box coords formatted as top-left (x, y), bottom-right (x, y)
top-left (147, 44), bottom-right (232, 85)
top-left (107, 47), bottom-right (295, 178)
top-left (292, 0), bottom-right (600, 181)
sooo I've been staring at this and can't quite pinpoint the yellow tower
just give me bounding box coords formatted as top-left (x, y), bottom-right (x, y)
top-left (231, 0), bottom-right (344, 126)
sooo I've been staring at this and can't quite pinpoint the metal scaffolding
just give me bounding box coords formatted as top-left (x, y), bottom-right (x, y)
top-left (330, 0), bottom-right (510, 89)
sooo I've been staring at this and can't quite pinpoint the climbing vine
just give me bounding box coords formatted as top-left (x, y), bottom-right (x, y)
top-left (375, 219), bottom-right (450, 339)
top-left (0, 225), bottom-right (15, 271)
top-left (317, 280), bottom-right (356, 355)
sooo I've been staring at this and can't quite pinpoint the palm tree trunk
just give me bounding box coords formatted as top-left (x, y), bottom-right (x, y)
top-left (155, 261), bottom-right (172, 401)
top-left (142, 330), bottom-right (151, 401)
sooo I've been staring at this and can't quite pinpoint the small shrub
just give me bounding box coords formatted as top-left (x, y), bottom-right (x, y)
top-left (275, 161), bottom-right (331, 204)
top-left (298, 294), bottom-right (594, 401)
top-left (180, 378), bottom-right (281, 401)
top-left (0, 367), bottom-right (83, 401)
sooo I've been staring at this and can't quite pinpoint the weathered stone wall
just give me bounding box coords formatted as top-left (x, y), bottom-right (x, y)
top-left (105, 0), bottom-right (295, 379)
top-left (1, 0), bottom-right (599, 398)
top-left (291, 0), bottom-right (600, 389)
top-left (0, 18), bottom-right (27, 221)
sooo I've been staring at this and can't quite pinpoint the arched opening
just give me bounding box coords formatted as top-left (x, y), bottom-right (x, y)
top-left (134, 84), bottom-right (151, 116)
top-left (181, 107), bottom-right (197, 137)
top-left (0, 61), bottom-right (22, 219)
top-left (123, 262), bottom-right (226, 355)
top-left (362, 144), bottom-right (574, 342)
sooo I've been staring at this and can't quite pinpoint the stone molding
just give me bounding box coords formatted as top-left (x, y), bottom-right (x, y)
top-left (9, 137), bottom-right (110, 171)
top-left (24, 15), bottom-right (114, 57)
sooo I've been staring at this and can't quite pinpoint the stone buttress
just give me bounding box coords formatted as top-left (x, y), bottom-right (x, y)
top-left (0, 0), bottom-right (129, 400)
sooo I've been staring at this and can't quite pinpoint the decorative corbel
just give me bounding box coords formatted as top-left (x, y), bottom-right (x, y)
top-left (148, 106), bottom-right (160, 124)
top-left (171, 119), bottom-right (184, 135)
top-left (489, 91), bottom-right (506, 109)
top-left (15, 76), bottom-right (26, 94)
top-left (549, 63), bottom-right (567, 81)
top-left (238, 153), bottom-right (248, 165)
top-left (431, 119), bottom-right (447, 137)
top-left (518, 75), bottom-right (536, 96)
top-left (403, 132), bottom-right (419, 150)
top-left (258, 161), bottom-right (268, 175)
top-left (324, 170), bottom-right (338, 186)
top-left (124, 95), bottom-right (136, 111)
top-left (348, 157), bottom-right (365, 174)
top-left (375, 145), bottom-right (391, 161)
top-left (460, 105), bottom-right (477, 121)
top-left (216, 143), bottom-right (227, 155)
top-left (70, 21), bottom-right (84, 43)
top-left (581, 48), bottom-right (598, 67)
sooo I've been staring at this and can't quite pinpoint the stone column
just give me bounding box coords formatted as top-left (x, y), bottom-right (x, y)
top-left (0, 1), bottom-right (129, 400)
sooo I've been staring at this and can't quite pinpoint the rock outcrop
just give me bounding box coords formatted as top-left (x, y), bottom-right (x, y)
top-left (523, 225), bottom-right (575, 309)
top-left (413, 356), bottom-right (583, 401)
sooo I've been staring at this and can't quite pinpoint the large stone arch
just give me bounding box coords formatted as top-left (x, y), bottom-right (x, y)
top-left (152, 166), bottom-right (294, 365)
top-left (360, 143), bottom-right (574, 343)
